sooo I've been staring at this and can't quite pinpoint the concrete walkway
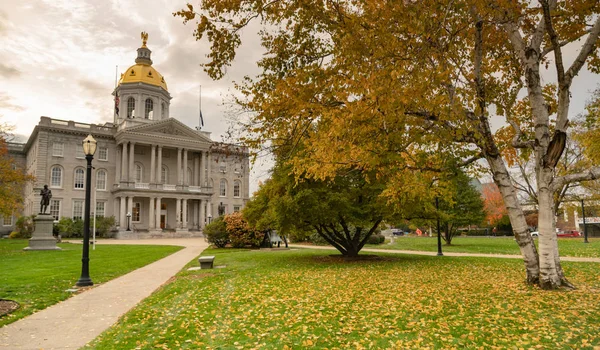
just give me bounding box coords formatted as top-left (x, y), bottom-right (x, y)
top-left (288, 244), bottom-right (600, 263)
top-left (0, 238), bottom-right (209, 350)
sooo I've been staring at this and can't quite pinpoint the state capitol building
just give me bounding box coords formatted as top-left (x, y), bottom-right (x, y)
top-left (3, 35), bottom-right (250, 238)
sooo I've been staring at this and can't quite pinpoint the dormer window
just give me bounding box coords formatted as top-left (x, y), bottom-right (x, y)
top-left (130, 69), bottom-right (135, 76)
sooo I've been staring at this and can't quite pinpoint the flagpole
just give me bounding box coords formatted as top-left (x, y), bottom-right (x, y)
top-left (199, 85), bottom-right (202, 129)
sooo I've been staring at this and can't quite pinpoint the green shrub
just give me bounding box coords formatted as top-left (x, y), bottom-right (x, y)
top-left (56, 218), bottom-right (83, 238)
top-left (95, 216), bottom-right (116, 238)
top-left (11, 216), bottom-right (35, 239)
top-left (204, 217), bottom-right (229, 248)
top-left (367, 234), bottom-right (385, 245)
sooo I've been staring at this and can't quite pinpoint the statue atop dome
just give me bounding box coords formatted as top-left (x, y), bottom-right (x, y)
top-left (141, 31), bottom-right (149, 47)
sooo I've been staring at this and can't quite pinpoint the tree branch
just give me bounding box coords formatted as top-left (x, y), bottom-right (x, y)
top-left (508, 119), bottom-right (535, 149)
top-left (554, 166), bottom-right (600, 190)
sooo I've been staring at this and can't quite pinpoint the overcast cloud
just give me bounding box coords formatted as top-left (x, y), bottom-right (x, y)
top-left (1, 1), bottom-right (599, 193)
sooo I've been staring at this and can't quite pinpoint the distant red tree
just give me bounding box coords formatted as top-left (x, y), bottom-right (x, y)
top-left (482, 183), bottom-right (507, 227)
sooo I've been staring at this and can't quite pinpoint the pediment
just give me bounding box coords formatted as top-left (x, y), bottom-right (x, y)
top-left (123, 118), bottom-right (211, 142)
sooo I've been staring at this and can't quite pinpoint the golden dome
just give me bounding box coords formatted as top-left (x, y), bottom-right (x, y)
top-left (118, 64), bottom-right (168, 91)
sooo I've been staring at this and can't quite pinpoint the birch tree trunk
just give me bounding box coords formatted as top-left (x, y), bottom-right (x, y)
top-left (486, 153), bottom-right (540, 284)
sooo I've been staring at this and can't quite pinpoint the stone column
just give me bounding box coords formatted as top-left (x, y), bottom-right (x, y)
top-left (175, 198), bottom-right (181, 228)
top-left (129, 142), bottom-right (136, 182)
top-left (199, 199), bottom-right (205, 229)
top-left (156, 197), bottom-right (162, 230)
top-left (113, 197), bottom-right (120, 224)
top-left (193, 200), bottom-right (199, 229)
top-left (121, 143), bottom-right (128, 182)
top-left (183, 149), bottom-right (189, 186)
top-left (193, 154), bottom-right (199, 186)
top-left (127, 196), bottom-right (134, 220)
top-left (177, 148), bottom-right (182, 185)
top-left (206, 152), bottom-right (212, 187)
top-left (157, 146), bottom-right (163, 184)
top-left (120, 196), bottom-right (126, 229)
top-left (150, 145), bottom-right (156, 184)
top-left (148, 197), bottom-right (155, 229)
top-left (115, 145), bottom-right (121, 183)
top-left (200, 151), bottom-right (205, 187)
top-left (182, 199), bottom-right (188, 229)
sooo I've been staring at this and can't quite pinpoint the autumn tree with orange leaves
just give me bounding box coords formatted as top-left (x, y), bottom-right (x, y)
top-left (0, 126), bottom-right (32, 218)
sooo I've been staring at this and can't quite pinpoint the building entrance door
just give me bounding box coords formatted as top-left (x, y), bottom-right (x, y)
top-left (160, 203), bottom-right (167, 229)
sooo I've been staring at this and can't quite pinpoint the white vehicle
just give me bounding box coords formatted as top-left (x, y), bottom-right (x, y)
top-left (530, 231), bottom-right (539, 237)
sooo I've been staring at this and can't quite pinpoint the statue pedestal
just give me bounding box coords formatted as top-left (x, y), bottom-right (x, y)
top-left (24, 214), bottom-right (61, 251)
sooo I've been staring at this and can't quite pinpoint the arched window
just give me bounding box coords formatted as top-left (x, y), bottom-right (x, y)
top-left (96, 170), bottom-right (107, 190)
top-left (127, 97), bottom-right (135, 118)
top-left (161, 165), bottom-right (168, 184)
top-left (234, 180), bottom-right (241, 198)
top-left (161, 102), bottom-right (166, 118)
top-left (135, 163), bottom-right (143, 183)
top-left (50, 166), bottom-right (62, 187)
top-left (145, 98), bottom-right (153, 119)
top-left (219, 179), bottom-right (227, 197)
top-left (74, 168), bottom-right (85, 189)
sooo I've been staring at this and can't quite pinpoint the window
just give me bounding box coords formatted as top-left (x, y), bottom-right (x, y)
top-left (127, 97), bottom-right (135, 118)
top-left (145, 98), bottom-right (153, 119)
top-left (161, 165), bottom-right (168, 184)
top-left (95, 202), bottom-right (105, 217)
top-left (219, 158), bottom-right (227, 173)
top-left (135, 164), bottom-right (143, 183)
top-left (75, 146), bottom-right (84, 159)
top-left (74, 168), bottom-right (85, 189)
top-left (49, 200), bottom-right (61, 220)
top-left (132, 202), bottom-right (141, 222)
top-left (187, 168), bottom-right (192, 185)
top-left (234, 180), bottom-right (241, 198)
top-left (52, 142), bottom-right (63, 157)
top-left (161, 102), bottom-right (166, 118)
top-left (73, 200), bottom-right (83, 220)
top-left (233, 206), bottom-right (241, 213)
top-left (98, 147), bottom-right (108, 161)
top-left (96, 170), bottom-right (107, 190)
top-left (219, 179), bottom-right (227, 197)
top-left (51, 166), bottom-right (63, 187)
top-left (2, 215), bottom-right (12, 226)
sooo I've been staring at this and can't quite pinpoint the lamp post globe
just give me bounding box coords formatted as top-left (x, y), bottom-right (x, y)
top-left (126, 212), bottom-right (132, 231)
top-left (208, 214), bottom-right (212, 224)
top-left (76, 134), bottom-right (96, 287)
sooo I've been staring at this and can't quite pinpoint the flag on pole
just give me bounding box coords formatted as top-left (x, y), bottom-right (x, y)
top-left (114, 92), bottom-right (120, 116)
top-left (200, 109), bottom-right (204, 127)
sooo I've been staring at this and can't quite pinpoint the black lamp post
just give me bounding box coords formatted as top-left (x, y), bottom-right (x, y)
top-left (126, 212), bottom-right (132, 231)
top-left (436, 197), bottom-right (443, 256)
top-left (581, 199), bottom-right (589, 244)
top-left (76, 134), bottom-right (96, 287)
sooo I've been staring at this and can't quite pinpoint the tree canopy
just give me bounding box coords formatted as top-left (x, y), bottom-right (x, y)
top-left (0, 127), bottom-right (32, 219)
top-left (177, 1), bottom-right (600, 289)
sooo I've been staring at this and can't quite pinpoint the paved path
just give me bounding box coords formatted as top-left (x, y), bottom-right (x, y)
top-left (288, 244), bottom-right (600, 263)
top-left (0, 238), bottom-right (209, 350)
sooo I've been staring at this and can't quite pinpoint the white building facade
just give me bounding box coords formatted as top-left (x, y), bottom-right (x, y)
top-left (6, 36), bottom-right (250, 238)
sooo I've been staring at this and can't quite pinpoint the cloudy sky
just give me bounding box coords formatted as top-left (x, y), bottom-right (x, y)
top-left (0, 0), bottom-right (272, 193)
top-left (1, 1), bottom-right (600, 192)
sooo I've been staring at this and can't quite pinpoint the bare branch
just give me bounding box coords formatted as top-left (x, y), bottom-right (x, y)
top-left (554, 166), bottom-right (600, 190)
top-left (508, 119), bottom-right (534, 149)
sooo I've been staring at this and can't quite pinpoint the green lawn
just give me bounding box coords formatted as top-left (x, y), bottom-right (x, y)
top-left (87, 248), bottom-right (600, 349)
top-left (0, 240), bottom-right (182, 327)
top-left (368, 236), bottom-right (600, 257)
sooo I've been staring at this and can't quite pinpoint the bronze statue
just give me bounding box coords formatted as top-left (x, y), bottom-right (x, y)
top-left (40, 185), bottom-right (52, 214)
top-left (218, 202), bottom-right (225, 216)
top-left (141, 31), bottom-right (148, 47)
